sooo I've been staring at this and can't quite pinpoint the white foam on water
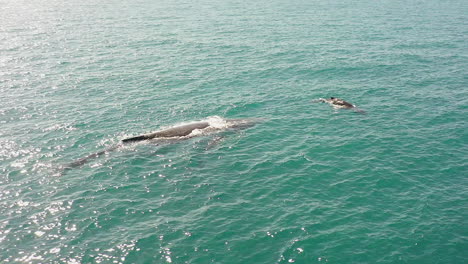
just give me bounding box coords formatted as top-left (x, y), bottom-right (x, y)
top-left (188, 128), bottom-right (205, 137)
top-left (185, 116), bottom-right (230, 137)
top-left (205, 116), bottom-right (229, 129)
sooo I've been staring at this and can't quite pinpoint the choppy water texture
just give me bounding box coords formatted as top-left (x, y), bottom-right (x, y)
top-left (1, 0), bottom-right (467, 263)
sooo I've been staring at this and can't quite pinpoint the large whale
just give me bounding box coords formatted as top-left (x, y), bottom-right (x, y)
top-left (64, 116), bottom-right (260, 169)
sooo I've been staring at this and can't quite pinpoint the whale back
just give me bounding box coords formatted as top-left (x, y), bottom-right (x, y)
top-left (152, 122), bottom-right (210, 138)
top-left (122, 122), bottom-right (210, 143)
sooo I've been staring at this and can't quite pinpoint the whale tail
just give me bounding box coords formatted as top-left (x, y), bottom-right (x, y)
top-left (352, 107), bottom-right (367, 115)
top-left (63, 144), bottom-right (121, 169)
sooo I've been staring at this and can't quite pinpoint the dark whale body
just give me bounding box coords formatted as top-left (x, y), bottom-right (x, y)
top-left (64, 117), bottom-right (259, 169)
top-left (122, 121), bottom-right (211, 143)
top-left (318, 97), bottom-right (366, 114)
top-left (320, 97), bottom-right (355, 108)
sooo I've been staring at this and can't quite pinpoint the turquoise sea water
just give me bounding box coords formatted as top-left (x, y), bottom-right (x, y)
top-left (1, 0), bottom-right (467, 263)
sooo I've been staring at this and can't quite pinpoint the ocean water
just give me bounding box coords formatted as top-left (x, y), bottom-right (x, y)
top-left (1, 0), bottom-right (467, 263)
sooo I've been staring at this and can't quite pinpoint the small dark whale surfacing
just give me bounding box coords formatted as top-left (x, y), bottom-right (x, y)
top-left (320, 97), bottom-right (354, 108)
top-left (64, 116), bottom-right (260, 169)
top-left (317, 97), bottom-right (366, 114)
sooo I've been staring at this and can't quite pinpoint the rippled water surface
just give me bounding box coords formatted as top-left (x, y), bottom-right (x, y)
top-left (1, 0), bottom-right (467, 263)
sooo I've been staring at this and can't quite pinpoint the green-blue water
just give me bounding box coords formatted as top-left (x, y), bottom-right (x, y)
top-left (1, 0), bottom-right (467, 263)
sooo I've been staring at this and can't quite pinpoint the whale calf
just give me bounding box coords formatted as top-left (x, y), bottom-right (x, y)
top-left (64, 116), bottom-right (260, 169)
top-left (317, 97), bottom-right (366, 114)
